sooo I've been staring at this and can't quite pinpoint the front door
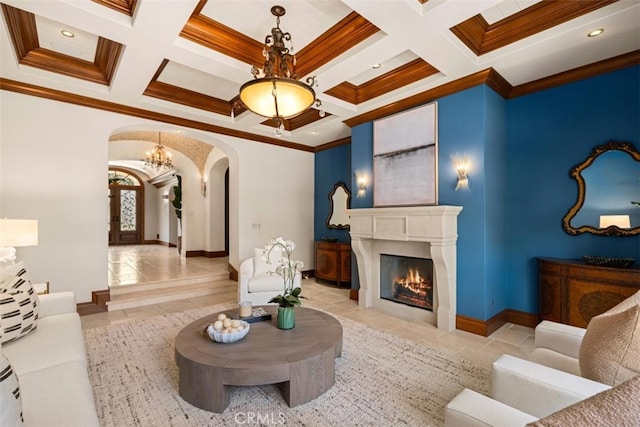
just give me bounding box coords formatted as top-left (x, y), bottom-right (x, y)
top-left (109, 169), bottom-right (143, 245)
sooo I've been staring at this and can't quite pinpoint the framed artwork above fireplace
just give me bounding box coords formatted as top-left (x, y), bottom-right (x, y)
top-left (373, 102), bottom-right (438, 207)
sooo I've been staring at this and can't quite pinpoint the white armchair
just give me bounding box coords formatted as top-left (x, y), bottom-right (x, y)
top-left (446, 290), bottom-right (640, 426)
top-left (238, 248), bottom-right (302, 306)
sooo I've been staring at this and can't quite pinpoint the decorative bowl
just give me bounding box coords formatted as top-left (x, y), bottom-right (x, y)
top-left (582, 256), bottom-right (636, 268)
top-left (206, 321), bottom-right (250, 343)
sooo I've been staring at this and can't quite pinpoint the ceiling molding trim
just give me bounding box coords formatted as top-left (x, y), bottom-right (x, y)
top-left (144, 80), bottom-right (232, 116)
top-left (325, 82), bottom-right (358, 104)
top-left (345, 52), bottom-right (638, 128)
top-left (344, 68), bottom-right (495, 128)
top-left (450, 0), bottom-right (617, 56)
top-left (326, 58), bottom-right (439, 105)
top-left (314, 137), bottom-right (351, 153)
top-left (1, 4), bottom-right (123, 86)
top-left (180, 13), bottom-right (264, 66)
top-left (261, 108), bottom-right (331, 131)
top-left (509, 50), bottom-right (640, 99)
top-left (1, 4), bottom-right (38, 58)
top-left (91, 0), bottom-right (137, 17)
top-left (0, 78), bottom-right (314, 153)
top-left (295, 12), bottom-right (380, 78)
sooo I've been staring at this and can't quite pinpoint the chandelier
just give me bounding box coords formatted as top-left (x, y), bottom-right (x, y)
top-left (145, 133), bottom-right (173, 170)
top-left (233, 5), bottom-right (324, 137)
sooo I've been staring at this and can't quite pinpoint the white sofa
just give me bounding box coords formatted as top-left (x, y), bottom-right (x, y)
top-left (446, 290), bottom-right (640, 426)
top-left (238, 248), bottom-right (302, 306)
top-left (445, 354), bottom-right (611, 426)
top-left (1, 291), bottom-right (99, 427)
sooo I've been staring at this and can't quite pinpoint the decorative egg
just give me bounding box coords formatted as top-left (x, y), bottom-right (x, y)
top-left (217, 313), bottom-right (227, 321)
top-left (223, 318), bottom-right (232, 328)
top-left (231, 319), bottom-right (242, 328)
top-left (213, 320), bottom-right (223, 331)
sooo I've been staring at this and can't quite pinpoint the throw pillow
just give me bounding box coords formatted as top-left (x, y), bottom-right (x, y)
top-left (0, 353), bottom-right (23, 426)
top-left (526, 375), bottom-right (640, 426)
top-left (579, 291), bottom-right (640, 386)
top-left (0, 289), bottom-right (38, 344)
top-left (0, 265), bottom-right (39, 327)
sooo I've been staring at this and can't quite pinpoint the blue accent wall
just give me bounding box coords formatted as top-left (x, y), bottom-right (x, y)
top-left (314, 65), bottom-right (640, 322)
top-left (314, 144), bottom-right (351, 243)
top-left (505, 65), bottom-right (640, 313)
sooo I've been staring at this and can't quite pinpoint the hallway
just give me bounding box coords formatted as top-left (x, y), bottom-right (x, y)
top-left (107, 244), bottom-right (234, 311)
top-left (108, 244), bottom-right (228, 288)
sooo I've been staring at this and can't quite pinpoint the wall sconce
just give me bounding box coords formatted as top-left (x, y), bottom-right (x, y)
top-left (599, 215), bottom-right (631, 229)
top-left (451, 153), bottom-right (470, 191)
top-left (0, 218), bottom-right (38, 266)
top-left (355, 170), bottom-right (368, 198)
top-left (201, 176), bottom-right (208, 197)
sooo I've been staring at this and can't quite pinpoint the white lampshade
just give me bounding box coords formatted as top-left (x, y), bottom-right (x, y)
top-left (599, 215), bottom-right (631, 229)
top-left (0, 219), bottom-right (39, 247)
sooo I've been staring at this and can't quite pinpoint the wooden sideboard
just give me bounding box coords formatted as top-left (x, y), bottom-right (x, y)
top-left (538, 258), bottom-right (640, 328)
top-left (315, 241), bottom-right (351, 288)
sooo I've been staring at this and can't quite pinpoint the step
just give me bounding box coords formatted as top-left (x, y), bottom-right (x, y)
top-left (107, 279), bottom-right (236, 311)
top-left (109, 272), bottom-right (229, 296)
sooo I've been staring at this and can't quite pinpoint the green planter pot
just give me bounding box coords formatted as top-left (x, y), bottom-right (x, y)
top-left (277, 306), bottom-right (295, 330)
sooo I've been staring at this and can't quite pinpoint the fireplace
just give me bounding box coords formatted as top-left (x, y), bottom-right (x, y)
top-left (347, 206), bottom-right (462, 331)
top-left (380, 254), bottom-right (433, 311)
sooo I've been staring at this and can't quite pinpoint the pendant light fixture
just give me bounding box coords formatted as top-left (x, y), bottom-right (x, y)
top-left (145, 132), bottom-right (173, 170)
top-left (232, 5), bottom-right (324, 137)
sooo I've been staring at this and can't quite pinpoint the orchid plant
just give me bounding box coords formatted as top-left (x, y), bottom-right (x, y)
top-left (264, 237), bottom-right (305, 308)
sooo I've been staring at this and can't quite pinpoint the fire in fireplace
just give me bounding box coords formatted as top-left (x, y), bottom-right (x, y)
top-left (380, 254), bottom-right (433, 311)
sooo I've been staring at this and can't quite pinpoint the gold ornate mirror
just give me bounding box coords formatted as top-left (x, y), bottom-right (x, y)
top-left (562, 141), bottom-right (640, 236)
top-left (327, 182), bottom-right (351, 230)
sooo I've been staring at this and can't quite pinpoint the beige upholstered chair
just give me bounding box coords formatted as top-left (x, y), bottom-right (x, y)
top-left (238, 248), bottom-right (302, 306)
top-left (445, 290), bottom-right (640, 426)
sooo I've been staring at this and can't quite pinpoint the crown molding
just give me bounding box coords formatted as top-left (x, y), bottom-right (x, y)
top-left (0, 78), bottom-right (315, 153)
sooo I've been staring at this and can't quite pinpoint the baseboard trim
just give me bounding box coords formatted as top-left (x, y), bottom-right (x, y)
top-left (228, 264), bottom-right (238, 282)
top-left (456, 309), bottom-right (538, 337)
top-left (349, 289), bottom-right (359, 301)
top-left (77, 289), bottom-right (110, 316)
top-left (185, 250), bottom-right (227, 258)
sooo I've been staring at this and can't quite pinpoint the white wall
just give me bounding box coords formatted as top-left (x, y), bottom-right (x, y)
top-left (0, 91), bottom-right (315, 302)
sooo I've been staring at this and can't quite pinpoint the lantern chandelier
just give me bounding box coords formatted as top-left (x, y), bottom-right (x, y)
top-left (145, 132), bottom-right (173, 171)
top-left (232, 5), bottom-right (324, 137)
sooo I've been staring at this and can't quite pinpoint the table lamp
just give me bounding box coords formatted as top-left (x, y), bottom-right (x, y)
top-left (0, 218), bottom-right (38, 266)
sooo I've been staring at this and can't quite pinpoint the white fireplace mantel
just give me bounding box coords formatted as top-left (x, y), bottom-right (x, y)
top-left (347, 206), bottom-right (462, 331)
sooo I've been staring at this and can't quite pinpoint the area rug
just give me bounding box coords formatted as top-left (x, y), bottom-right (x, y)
top-left (84, 303), bottom-right (489, 426)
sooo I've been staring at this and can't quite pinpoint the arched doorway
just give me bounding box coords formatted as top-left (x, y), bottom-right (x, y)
top-left (108, 168), bottom-right (145, 245)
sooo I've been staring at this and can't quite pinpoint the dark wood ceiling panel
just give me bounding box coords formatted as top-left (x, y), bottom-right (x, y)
top-left (451, 0), bottom-right (617, 56)
top-left (92, 0), bottom-right (137, 17)
top-left (144, 81), bottom-right (232, 116)
top-left (261, 108), bottom-right (330, 131)
top-left (1, 4), bottom-right (123, 86)
top-left (326, 58), bottom-right (438, 104)
top-left (295, 12), bottom-right (380, 78)
top-left (180, 13), bottom-right (264, 66)
top-left (1, 4), bottom-right (39, 57)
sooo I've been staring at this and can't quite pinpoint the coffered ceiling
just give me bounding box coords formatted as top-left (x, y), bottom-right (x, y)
top-left (1, 0), bottom-right (638, 151)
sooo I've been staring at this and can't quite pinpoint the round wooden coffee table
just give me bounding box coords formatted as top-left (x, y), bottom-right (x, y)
top-left (174, 306), bottom-right (343, 413)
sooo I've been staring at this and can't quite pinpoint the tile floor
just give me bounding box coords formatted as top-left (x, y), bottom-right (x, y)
top-left (85, 245), bottom-right (535, 370)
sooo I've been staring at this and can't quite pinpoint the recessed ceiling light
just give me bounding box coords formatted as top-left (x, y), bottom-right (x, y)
top-left (61, 30), bottom-right (75, 38)
top-left (372, 63), bottom-right (381, 69)
top-left (587, 29), bottom-right (604, 38)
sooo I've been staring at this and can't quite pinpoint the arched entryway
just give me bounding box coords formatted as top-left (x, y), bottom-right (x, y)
top-left (108, 168), bottom-right (145, 245)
